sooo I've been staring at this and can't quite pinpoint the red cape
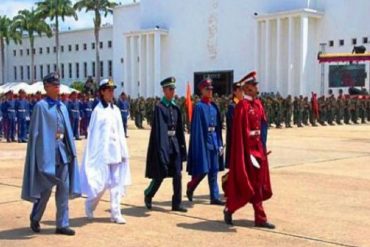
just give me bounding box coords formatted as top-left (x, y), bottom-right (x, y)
top-left (225, 100), bottom-right (272, 214)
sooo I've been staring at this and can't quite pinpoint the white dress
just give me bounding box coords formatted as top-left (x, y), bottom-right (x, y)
top-left (80, 102), bottom-right (131, 220)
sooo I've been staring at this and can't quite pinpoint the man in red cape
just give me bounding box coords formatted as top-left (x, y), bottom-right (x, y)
top-left (223, 71), bottom-right (275, 229)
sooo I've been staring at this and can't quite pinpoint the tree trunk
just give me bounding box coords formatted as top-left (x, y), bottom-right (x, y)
top-left (56, 13), bottom-right (60, 74)
top-left (0, 37), bottom-right (5, 84)
top-left (95, 25), bottom-right (100, 85)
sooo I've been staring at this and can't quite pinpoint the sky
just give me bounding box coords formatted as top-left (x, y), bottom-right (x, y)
top-left (0, 0), bottom-right (138, 31)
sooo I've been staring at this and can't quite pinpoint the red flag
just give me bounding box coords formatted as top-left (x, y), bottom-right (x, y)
top-left (185, 82), bottom-right (193, 122)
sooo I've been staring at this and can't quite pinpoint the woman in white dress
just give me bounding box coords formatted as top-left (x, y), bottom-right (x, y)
top-left (80, 79), bottom-right (131, 224)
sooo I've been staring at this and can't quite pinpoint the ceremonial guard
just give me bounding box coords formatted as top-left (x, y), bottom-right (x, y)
top-left (15, 89), bottom-right (30, 143)
top-left (1, 90), bottom-right (16, 142)
top-left (186, 78), bottom-right (225, 205)
top-left (144, 77), bottom-right (187, 212)
top-left (67, 92), bottom-right (81, 140)
top-left (81, 79), bottom-right (131, 224)
top-left (223, 72), bottom-right (275, 229)
top-left (117, 92), bottom-right (130, 138)
top-left (225, 81), bottom-right (244, 168)
top-left (21, 72), bottom-right (81, 235)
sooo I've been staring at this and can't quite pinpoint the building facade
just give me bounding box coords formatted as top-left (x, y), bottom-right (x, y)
top-left (2, 0), bottom-right (370, 97)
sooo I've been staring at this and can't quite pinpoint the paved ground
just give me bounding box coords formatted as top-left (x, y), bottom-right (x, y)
top-left (0, 122), bottom-right (370, 247)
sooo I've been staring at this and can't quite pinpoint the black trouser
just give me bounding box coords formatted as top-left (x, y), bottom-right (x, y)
top-left (145, 153), bottom-right (182, 207)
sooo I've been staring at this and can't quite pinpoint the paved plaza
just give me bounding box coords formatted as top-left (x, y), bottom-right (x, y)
top-left (0, 123), bottom-right (370, 247)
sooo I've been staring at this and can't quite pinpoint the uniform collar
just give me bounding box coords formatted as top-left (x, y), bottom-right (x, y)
top-left (201, 97), bottom-right (211, 104)
top-left (244, 95), bottom-right (253, 102)
top-left (101, 99), bottom-right (114, 109)
top-left (45, 96), bottom-right (61, 107)
top-left (161, 97), bottom-right (176, 107)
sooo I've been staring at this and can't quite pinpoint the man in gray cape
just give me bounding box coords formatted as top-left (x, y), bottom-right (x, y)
top-left (21, 72), bottom-right (81, 236)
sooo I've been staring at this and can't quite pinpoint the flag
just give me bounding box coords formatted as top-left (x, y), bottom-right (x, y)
top-left (185, 82), bottom-right (193, 123)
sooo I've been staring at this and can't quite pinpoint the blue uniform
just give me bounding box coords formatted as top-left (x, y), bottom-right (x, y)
top-left (187, 100), bottom-right (224, 201)
top-left (81, 99), bottom-right (94, 137)
top-left (117, 98), bottom-right (130, 136)
top-left (15, 99), bottom-right (30, 142)
top-left (1, 99), bottom-right (17, 142)
top-left (21, 98), bottom-right (81, 228)
top-left (68, 99), bottom-right (81, 139)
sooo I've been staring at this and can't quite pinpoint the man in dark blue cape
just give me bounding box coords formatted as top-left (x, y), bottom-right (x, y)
top-left (144, 77), bottom-right (187, 212)
top-left (186, 79), bottom-right (225, 205)
top-left (21, 72), bottom-right (81, 236)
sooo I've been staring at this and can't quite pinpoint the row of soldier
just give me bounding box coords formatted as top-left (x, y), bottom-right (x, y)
top-left (1, 88), bottom-right (370, 143)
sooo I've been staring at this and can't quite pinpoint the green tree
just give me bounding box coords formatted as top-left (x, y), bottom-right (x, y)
top-left (36, 0), bottom-right (78, 73)
top-left (12, 9), bottom-right (52, 83)
top-left (74, 0), bottom-right (117, 84)
top-left (0, 16), bottom-right (22, 84)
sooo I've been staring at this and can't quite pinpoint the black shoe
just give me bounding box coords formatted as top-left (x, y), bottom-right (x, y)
top-left (172, 205), bottom-right (187, 213)
top-left (55, 227), bottom-right (75, 236)
top-left (210, 199), bottom-right (225, 206)
top-left (186, 189), bottom-right (193, 202)
top-left (30, 219), bottom-right (40, 233)
top-left (144, 195), bottom-right (152, 210)
top-left (255, 222), bottom-right (275, 229)
top-left (224, 209), bottom-right (233, 225)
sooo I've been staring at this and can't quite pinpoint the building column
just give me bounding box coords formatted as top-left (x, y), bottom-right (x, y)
top-left (138, 34), bottom-right (143, 97)
top-left (124, 36), bottom-right (130, 95)
top-left (146, 34), bottom-right (151, 97)
top-left (255, 20), bottom-right (260, 74)
top-left (287, 16), bottom-right (294, 95)
top-left (276, 18), bottom-right (282, 94)
top-left (154, 32), bottom-right (161, 96)
top-left (264, 19), bottom-right (270, 92)
top-left (300, 15), bottom-right (309, 96)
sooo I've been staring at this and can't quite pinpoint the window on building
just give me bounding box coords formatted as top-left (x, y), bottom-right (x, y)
top-left (108, 41), bottom-right (112, 48)
top-left (68, 63), bottom-right (72, 78)
top-left (14, 66), bottom-right (17, 80)
top-left (61, 46), bottom-right (64, 52)
top-left (47, 64), bottom-right (51, 74)
top-left (92, 43), bottom-right (95, 50)
top-left (27, 66), bottom-right (30, 80)
top-left (108, 60), bottom-right (112, 77)
top-left (92, 62), bottom-right (95, 77)
top-left (33, 66), bottom-right (37, 80)
top-left (27, 49), bottom-right (30, 56)
top-left (47, 47), bottom-right (50, 54)
top-left (39, 47), bottom-right (43, 55)
top-left (13, 50), bottom-right (16, 57)
top-left (61, 64), bottom-right (65, 79)
top-left (100, 42), bottom-right (103, 49)
top-left (329, 40), bottom-right (334, 47)
top-left (339, 39), bottom-right (344, 46)
top-left (68, 45), bottom-right (72, 52)
top-left (100, 61), bottom-right (104, 77)
top-left (20, 66), bottom-right (24, 80)
top-left (20, 49), bottom-right (23, 56)
top-left (84, 62), bottom-right (87, 78)
top-left (363, 37), bottom-right (368, 44)
top-left (83, 43), bottom-right (87, 50)
top-left (54, 46), bottom-right (56, 53)
top-left (75, 44), bottom-right (79, 51)
top-left (54, 64), bottom-right (57, 72)
top-left (33, 48), bottom-right (36, 55)
top-left (76, 63), bottom-right (79, 78)
top-left (352, 38), bottom-right (357, 45)
top-left (40, 65), bottom-right (44, 79)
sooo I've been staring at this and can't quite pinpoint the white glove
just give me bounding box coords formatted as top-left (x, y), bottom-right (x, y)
top-left (218, 146), bottom-right (224, 156)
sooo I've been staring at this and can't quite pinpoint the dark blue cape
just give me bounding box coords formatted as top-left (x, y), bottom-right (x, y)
top-left (21, 99), bottom-right (81, 202)
top-left (187, 102), bottom-right (224, 176)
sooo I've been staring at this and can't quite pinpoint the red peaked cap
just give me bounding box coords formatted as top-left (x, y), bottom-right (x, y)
top-left (198, 78), bottom-right (214, 91)
top-left (239, 71), bottom-right (258, 85)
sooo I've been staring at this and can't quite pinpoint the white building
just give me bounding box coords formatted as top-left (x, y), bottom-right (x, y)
top-left (1, 25), bottom-right (113, 85)
top-left (2, 0), bottom-right (370, 97)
